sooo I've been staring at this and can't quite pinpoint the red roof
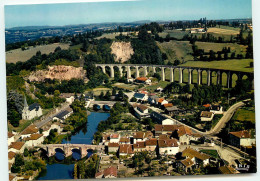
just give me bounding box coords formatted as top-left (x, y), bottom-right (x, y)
top-left (203, 104), bottom-right (211, 108)
top-left (104, 166), bottom-right (117, 178)
top-left (229, 130), bottom-right (253, 138)
top-left (119, 144), bottom-right (134, 154)
top-left (158, 139), bottom-right (179, 147)
top-left (110, 134), bottom-right (119, 139)
top-left (145, 138), bottom-right (157, 146)
top-left (8, 132), bottom-right (14, 138)
top-left (163, 103), bottom-right (173, 108)
top-left (136, 77), bottom-right (148, 81)
top-left (133, 142), bottom-right (146, 149)
top-left (9, 142), bottom-right (25, 150)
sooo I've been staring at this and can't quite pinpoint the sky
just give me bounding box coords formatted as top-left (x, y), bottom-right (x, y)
top-left (5, 0), bottom-right (252, 28)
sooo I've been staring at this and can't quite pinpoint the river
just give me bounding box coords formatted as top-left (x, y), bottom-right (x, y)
top-left (37, 112), bottom-right (110, 180)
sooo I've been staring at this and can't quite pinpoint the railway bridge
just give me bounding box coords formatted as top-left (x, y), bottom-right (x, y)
top-left (95, 64), bottom-right (254, 88)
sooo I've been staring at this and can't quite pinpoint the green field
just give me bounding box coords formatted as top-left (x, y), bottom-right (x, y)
top-left (157, 40), bottom-right (193, 63)
top-left (200, 149), bottom-right (220, 159)
top-left (195, 42), bottom-right (247, 56)
top-left (158, 30), bottom-right (189, 39)
top-left (180, 59), bottom-right (253, 73)
top-left (232, 108), bottom-right (255, 123)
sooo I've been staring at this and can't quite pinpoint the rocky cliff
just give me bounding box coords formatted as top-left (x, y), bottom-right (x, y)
top-left (111, 41), bottom-right (134, 63)
top-left (28, 65), bottom-right (86, 82)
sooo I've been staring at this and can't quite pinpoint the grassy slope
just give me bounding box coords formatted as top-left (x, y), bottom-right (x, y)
top-left (232, 108), bottom-right (255, 123)
top-left (6, 43), bottom-right (70, 63)
top-left (157, 40), bottom-right (193, 63)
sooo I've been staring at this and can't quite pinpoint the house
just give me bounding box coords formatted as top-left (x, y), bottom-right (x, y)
top-left (8, 142), bottom-right (25, 154)
top-left (53, 108), bottom-right (73, 123)
top-left (154, 124), bottom-right (177, 136)
top-left (134, 104), bottom-right (150, 118)
top-left (165, 106), bottom-right (180, 116)
top-left (133, 131), bottom-right (153, 143)
top-left (219, 166), bottom-right (240, 174)
top-left (162, 119), bottom-right (175, 125)
top-left (145, 138), bottom-right (157, 152)
top-left (229, 130), bottom-right (256, 148)
top-left (110, 134), bottom-right (120, 143)
top-left (133, 93), bottom-right (148, 101)
top-left (119, 144), bottom-right (134, 156)
top-left (8, 132), bottom-right (15, 146)
top-left (173, 125), bottom-right (202, 145)
top-left (59, 93), bottom-right (75, 103)
top-left (127, 78), bottom-right (134, 83)
top-left (200, 111), bottom-right (214, 121)
top-left (24, 133), bottom-right (44, 147)
top-left (20, 124), bottom-right (39, 139)
top-left (119, 137), bottom-right (130, 144)
top-left (8, 151), bottom-right (16, 164)
top-left (158, 138), bottom-right (179, 155)
top-left (148, 95), bottom-right (159, 105)
top-left (177, 158), bottom-right (195, 172)
top-left (156, 98), bottom-right (168, 106)
top-left (135, 77), bottom-right (151, 85)
top-left (182, 148), bottom-right (210, 166)
top-left (95, 166), bottom-right (117, 179)
top-left (108, 143), bottom-right (119, 153)
top-left (22, 97), bottom-right (43, 120)
top-left (133, 142), bottom-right (146, 152)
top-left (210, 105), bottom-right (224, 114)
top-left (163, 103), bottom-right (173, 109)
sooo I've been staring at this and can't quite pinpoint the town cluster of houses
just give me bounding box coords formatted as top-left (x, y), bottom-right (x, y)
top-left (8, 120), bottom-right (65, 181)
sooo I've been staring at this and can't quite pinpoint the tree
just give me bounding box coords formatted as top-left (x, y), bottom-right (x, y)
top-left (130, 97), bottom-right (137, 102)
top-left (154, 73), bottom-right (161, 81)
top-left (104, 91), bottom-right (111, 100)
top-left (24, 148), bottom-right (29, 157)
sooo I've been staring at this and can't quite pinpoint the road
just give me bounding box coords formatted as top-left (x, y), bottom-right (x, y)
top-left (206, 101), bottom-right (246, 135)
top-left (35, 104), bottom-right (70, 128)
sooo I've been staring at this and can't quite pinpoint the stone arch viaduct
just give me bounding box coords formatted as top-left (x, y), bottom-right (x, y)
top-left (38, 144), bottom-right (105, 158)
top-left (95, 64), bottom-right (254, 88)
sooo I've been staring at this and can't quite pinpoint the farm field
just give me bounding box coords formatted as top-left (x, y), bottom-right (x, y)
top-left (232, 108), bottom-right (255, 123)
top-left (180, 59), bottom-right (253, 72)
top-left (195, 42), bottom-right (247, 55)
top-left (158, 29), bottom-right (189, 39)
top-left (157, 40), bottom-right (193, 63)
top-left (207, 27), bottom-right (239, 35)
top-left (6, 43), bottom-right (70, 63)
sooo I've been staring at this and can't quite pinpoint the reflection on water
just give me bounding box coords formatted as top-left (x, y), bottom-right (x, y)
top-left (37, 112), bottom-right (110, 180)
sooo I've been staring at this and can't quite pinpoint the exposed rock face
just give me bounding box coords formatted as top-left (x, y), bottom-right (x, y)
top-left (28, 65), bottom-right (86, 82)
top-left (111, 41), bottom-right (134, 63)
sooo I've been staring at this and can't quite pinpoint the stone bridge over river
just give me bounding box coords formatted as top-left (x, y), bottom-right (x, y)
top-left (37, 144), bottom-right (105, 157)
top-left (95, 64), bottom-right (254, 88)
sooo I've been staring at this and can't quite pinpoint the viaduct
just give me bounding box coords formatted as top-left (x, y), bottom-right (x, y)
top-left (95, 64), bottom-right (254, 88)
top-left (38, 144), bottom-right (105, 158)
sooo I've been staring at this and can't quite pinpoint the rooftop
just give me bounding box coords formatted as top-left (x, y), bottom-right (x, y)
top-left (229, 130), bottom-right (254, 139)
top-left (182, 148), bottom-right (211, 161)
top-left (158, 139), bottom-right (179, 147)
top-left (24, 133), bottom-right (43, 141)
top-left (145, 138), bottom-right (157, 146)
top-left (9, 142), bottom-right (25, 150)
top-left (134, 93), bottom-right (145, 99)
top-left (181, 158), bottom-right (194, 167)
top-left (28, 103), bottom-right (41, 111)
top-left (133, 142), bottom-right (146, 149)
top-left (8, 151), bottom-right (16, 160)
top-left (200, 111), bottom-right (214, 118)
top-left (136, 77), bottom-right (148, 82)
top-left (21, 124), bottom-right (38, 135)
top-left (8, 132), bottom-right (14, 138)
top-left (119, 144), bottom-right (134, 154)
top-left (108, 142), bottom-right (119, 147)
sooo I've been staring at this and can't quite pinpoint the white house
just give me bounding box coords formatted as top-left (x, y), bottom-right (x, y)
top-left (229, 130), bottom-right (256, 147)
top-left (42, 123), bottom-right (62, 137)
top-left (156, 87), bottom-right (164, 92)
top-left (24, 134), bottom-right (44, 147)
top-left (200, 111), bottom-right (214, 121)
top-left (108, 143), bottom-right (119, 153)
top-left (148, 95), bottom-right (159, 105)
top-left (156, 98), bottom-right (168, 106)
top-left (134, 104), bottom-right (150, 119)
top-left (22, 97), bottom-right (42, 120)
top-left (110, 134), bottom-right (120, 143)
top-left (158, 139), bottom-right (179, 156)
top-left (162, 119), bottom-right (175, 125)
top-left (8, 142), bottom-right (25, 154)
top-left (135, 77), bottom-right (151, 85)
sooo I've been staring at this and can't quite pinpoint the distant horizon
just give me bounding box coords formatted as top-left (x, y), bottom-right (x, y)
top-left (5, 0), bottom-right (252, 29)
top-left (6, 17), bottom-right (253, 30)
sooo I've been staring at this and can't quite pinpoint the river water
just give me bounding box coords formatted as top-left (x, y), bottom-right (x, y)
top-left (38, 112), bottom-right (110, 180)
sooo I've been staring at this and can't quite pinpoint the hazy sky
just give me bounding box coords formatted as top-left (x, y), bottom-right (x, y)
top-left (5, 0), bottom-right (252, 28)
